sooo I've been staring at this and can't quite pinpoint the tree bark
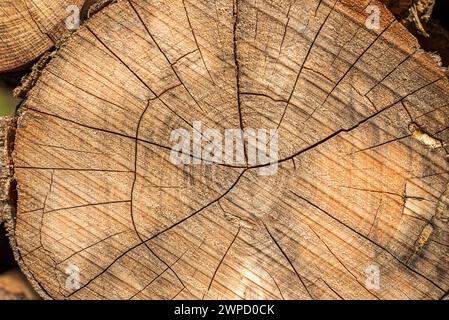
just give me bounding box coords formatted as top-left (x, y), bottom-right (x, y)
top-left (2, 0), bottom-right (449, 300)
top-left (0, 116), bottom-right (15, 224)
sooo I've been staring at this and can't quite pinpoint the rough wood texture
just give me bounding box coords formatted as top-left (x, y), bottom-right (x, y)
top-left (6, 0), bottom-right (449, 300)
top-left (0, 0), bottom-right (85, 72)
top-left (0, 116), bottom-right (16, 224)
top-left (0, 269), bottom-right (38, 300)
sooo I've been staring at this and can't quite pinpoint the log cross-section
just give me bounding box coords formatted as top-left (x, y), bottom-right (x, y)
top-left (4, 0), bottom-right (449, 299)
top-left (0, 0), bottom-right (89, 73)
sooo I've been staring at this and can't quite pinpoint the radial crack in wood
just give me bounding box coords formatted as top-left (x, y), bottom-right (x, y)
top-left (0, 0), bottom-right (98, 73)
top-left (3, 0), bottom-right (449, 300)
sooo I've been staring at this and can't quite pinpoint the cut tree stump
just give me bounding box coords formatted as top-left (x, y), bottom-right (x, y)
top-left (2, 0), bottom-right (449, 299)
top-left (0, 0), bottom-right (88, 73)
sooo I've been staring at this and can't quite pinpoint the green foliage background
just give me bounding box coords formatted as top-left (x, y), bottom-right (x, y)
top-left (0, 87), bottom-right (17, 116)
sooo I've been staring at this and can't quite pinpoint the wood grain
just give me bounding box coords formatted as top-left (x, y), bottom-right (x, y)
top-left (0, 0), bottom-right (85, 72)
top-left (4, 0), bottom-right (449, 299)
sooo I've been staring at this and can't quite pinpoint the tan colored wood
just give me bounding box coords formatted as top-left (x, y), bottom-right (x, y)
top-left (4, 0), bottom-right (449, 299)
top-left (0, 269), bottom-right (38, 300)
top-left (0, 0), bottom-right (86, 72)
